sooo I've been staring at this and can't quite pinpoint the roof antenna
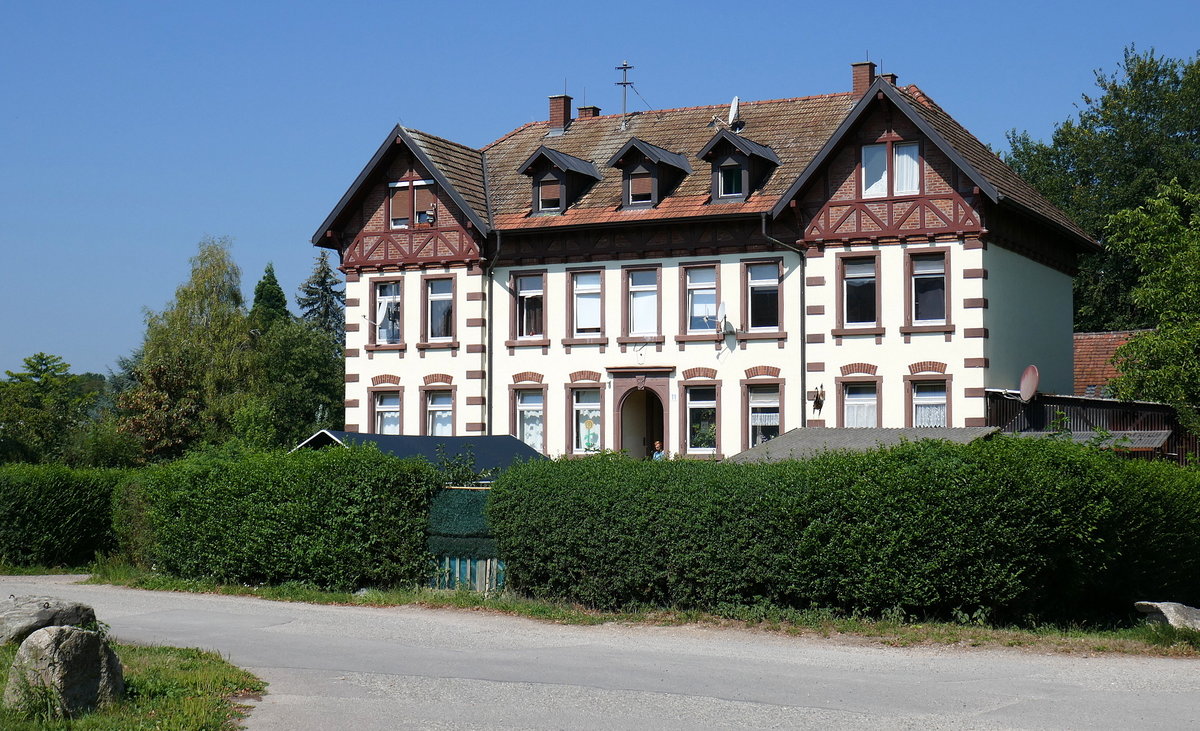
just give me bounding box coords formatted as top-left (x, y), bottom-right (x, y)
top-left (616, 60), bottom-right (634, 130)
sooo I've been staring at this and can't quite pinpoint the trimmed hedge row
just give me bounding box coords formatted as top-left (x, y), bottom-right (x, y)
top-left (0, 464), bottom-right (125, 566)
top-left (487, 438), bottom-right (1200, 622)
top-left (123, 445), bottom-right (442, 590)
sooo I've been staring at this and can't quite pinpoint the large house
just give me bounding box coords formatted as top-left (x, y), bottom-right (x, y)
top-left (312, 62), bottom-right (1097, 458)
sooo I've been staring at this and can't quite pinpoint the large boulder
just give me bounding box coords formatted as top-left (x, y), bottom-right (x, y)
top-left (3, 626), bottom-right (124, 717)
top-left (1135, 601), bottom-right (1200, 631)
top-left (0, 595), bottom-right (96, 644)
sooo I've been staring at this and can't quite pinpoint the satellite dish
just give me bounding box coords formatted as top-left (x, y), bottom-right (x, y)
top-left (716, 302), bottom-right (727, 322)
top-left (728, 96), bottom-right (740, 126)
top-left (1018, 365), bottom-right (1039, 403)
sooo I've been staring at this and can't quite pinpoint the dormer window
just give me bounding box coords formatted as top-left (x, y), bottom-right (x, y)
top-left (389, 180), bottom-right (436, 228)
top-left (518, 146), bottom-right (601, 215)
top-left (697, 129), bottom-right (779, 204)
top-left (537, 174), bottom-right (562, 212)
top-left (719, 165), bottom-right (744, 198)
top-left (629, 170), bottom-right (653, 205)
top-left (606, 138), bottom-right (693, 210)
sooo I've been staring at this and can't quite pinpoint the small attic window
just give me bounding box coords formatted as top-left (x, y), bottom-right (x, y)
top-left (719, 165), bottom-right (744, 198)
top-left (629, 171), bottom-right (653, 205)
top-left (389, 180), bottom-right (436, 228)
top-left (538, 174), bottom-right (562, 212)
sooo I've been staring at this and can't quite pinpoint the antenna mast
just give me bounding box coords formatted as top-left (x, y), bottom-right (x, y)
top-left (615, 60), bottom-right (634, 130)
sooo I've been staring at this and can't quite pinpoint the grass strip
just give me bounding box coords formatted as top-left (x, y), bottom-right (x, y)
top-left (79, 560), bottom-right (1200, 659)
top-left (0, 641), bottom-right (264, 730)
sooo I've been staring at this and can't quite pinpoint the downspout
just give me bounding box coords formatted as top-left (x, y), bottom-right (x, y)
top-left (484, 230), bottom-right (502, 435)
top-left (761, 213), bottom-right (809, 427)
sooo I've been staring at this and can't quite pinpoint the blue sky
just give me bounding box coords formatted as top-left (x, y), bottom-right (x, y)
top-left (2, 0), bottom-right (1197, 375)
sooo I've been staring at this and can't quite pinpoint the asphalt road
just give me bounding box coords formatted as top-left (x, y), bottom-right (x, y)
top-left (3, 575), bottom-right (1198, 729)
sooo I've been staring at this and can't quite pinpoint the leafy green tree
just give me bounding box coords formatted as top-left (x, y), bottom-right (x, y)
top-left (1107, 182), bottom-right (1200, 431)
top-left (296, 251), bottom-right (346, 343)
top-left (1005, 46), bottom-right (1200, 331)
top-left (250, 263), bottom-right (290, 332)
top-left (0, 353), bottom-right (101, 463)
top-left (118, 236), bottom-right (253, 458)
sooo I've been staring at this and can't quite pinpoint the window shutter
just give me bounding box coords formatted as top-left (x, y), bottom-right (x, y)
top-left (391, 186), bottom-right (411, 219)
top-left (630, 172), bottom-right (653, 197)
top-left (413, 185), bottom-right (435, 212)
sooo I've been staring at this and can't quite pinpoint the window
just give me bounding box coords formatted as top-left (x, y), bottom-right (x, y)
top-left (686, 386), bottom-right (718, 453)
top-left (389, 180), bottom-right (436, 228)
top-left (627, 269), bottom-right (658, 336)
top-left (537, 174), bottom-right (561, 212)
top-left (861, 143), bottom-right (921, 198)
top-left (572, 389), bottom-right (601, 453)
top-left (374, 392), bottom-right (401, 435)
top-left (572, 272), bottom-right (602, 336)
top-left (515, 390), bottom-right (544, 451)
top-left (894, 142), bottom-right (920, 195)
top-left (629, 171), bottom-right (653, 204)
top-left (911, 254), bottom-right (946, 323)
top-left (747, 386), bottom-right (780, 446)
top-left (719, 165), bottom-right (743, 198)
top-left (843, 258), bottom-right (877, 326)
top-left (843, 383), bottom-right (877, 428)
top-left (516, 275), bottom-right (544, 338)
top-left (686, 267), bottom-right (717, 333)
top-left (426, 391), bottom-right (453, 436)
top-left (426, 278), bottom-right (453, 340)
top-left (912, 381), bottom-right (947, 428)
top-left (746, 263), bottom-right (780, 330)
top-left (374, 281), bottom-right (402, 344)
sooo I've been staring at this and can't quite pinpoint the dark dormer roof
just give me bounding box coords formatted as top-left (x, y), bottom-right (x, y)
top-left (605, 138), bottom-right (694, 174)
top-left (517, 145), bottom-right (601, 180)
top-left (311, 125), bottom-right (490, 245)
top-left (697, 128), bottom-right (781, 165)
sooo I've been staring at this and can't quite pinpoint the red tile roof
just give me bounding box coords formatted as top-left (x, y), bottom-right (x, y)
top-left (1073, 331), bottom-right (1149, 396)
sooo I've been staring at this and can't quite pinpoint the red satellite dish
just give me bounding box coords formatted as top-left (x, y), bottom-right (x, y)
top-left (1018, 365), bottom-right (1039, 403)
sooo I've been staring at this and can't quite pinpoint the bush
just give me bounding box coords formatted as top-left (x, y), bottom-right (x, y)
top-left (487, 438), bottom-right (1200, 623)
top-left (139, 444), bottom-right (440, 590)
top-left (0, 464), bottom-right (125, 566)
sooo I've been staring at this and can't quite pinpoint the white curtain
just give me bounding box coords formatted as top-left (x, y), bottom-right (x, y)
top-left (630, 290), bottom-right (656, 334)
top-left (894, 142), bottom-right (920, 195)
top-left (862, 144), bottom-right (887, 197)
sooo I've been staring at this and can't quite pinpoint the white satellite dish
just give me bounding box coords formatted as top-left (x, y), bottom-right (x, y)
top-left (728, 96), bottom-right (740, 127)
top-left (716, 302), bottom-right (726, 322)
top-left (1018, 365), bottom-right (1039, 403)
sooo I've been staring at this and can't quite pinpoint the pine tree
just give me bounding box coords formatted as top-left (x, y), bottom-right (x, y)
top-left (250, 263), bottom-right (291, 331)
top-left (296, 251), bottom-right (346, 343)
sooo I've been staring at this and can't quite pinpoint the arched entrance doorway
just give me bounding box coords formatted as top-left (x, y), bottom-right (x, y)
top-left (619, 388), bottom-right (664, 459)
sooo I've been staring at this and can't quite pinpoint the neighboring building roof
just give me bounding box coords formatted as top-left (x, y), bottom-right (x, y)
top-left (1016, 430), bottom-right (1172, 451)
top-left (292, 430), bottom-right (544, 474)
top-left (1073, 330), bottom-right (1146, 397)
top-left (725, 427), bottom-right (999, 463)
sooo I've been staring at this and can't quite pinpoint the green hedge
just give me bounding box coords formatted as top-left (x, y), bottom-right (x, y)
top-left (135, 445), bottom-right (441, 590)
top-left (487, 438), bottom-right (1200, 623)
top-left (428, 488), bottom-right (495, 559)
top-left (0, 464), bottom-right (125, 566)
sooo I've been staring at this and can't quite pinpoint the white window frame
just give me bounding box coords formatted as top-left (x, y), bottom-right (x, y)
top-left (686, 385), bottom-right (718, 454)
top-left (894, 142), bottom-right (921, 196)
top-left (746, 263), bottom-right (780, 331)
top-left (572, 271), bottom-right (602, 337)
top-left (515, 389), bottom-right (545, 452)
top-left (686, 266), bottom-right (718, 334)
top-left (374, 391), bottom-right (401, 435)
top-left (843, 383), bottom-right (878, 428)
top-left (861, 144), bottom-right (888, 198)
top-left (516, 274), bottom-right (545, 339)
top-left (627, 269), bottom-right (658, 336)
top-left (388, 179), bottom-right (436, 229)
top-left (911, 254), bottom-right (946, 324)
top-left (572, 388), bottom-right (602, 453)
top-left (537, 174), bottom-right (561, 212)
top-left (374, 281), bottom-right (402, 345)
top-left (912, 381), bottom-right (947, 428)
top-left (842, 258), bottom-right (878, 327)
top-left (719, 164), bottom-right (743, 198)
top-left (426, 278), bottom-right (454, 341)
top-left (425, 390), bottom-right (453, 436)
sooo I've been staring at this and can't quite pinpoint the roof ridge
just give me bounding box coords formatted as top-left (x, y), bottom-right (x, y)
top-left (404, 126), bottom-right (482, 154)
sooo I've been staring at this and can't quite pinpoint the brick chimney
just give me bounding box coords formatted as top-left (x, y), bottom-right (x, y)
top-left (880, 73), bottom-right (898, 86)
top-left (851, 61), bottom-right (877, 96)
top-left (548, 94), bottom-right (573, 133)
top-left (577, 105), bottom-right (601, 119)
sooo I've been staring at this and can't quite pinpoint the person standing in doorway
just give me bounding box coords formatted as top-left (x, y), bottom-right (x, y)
top-left (651, 440), bottom-right (665, 460)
